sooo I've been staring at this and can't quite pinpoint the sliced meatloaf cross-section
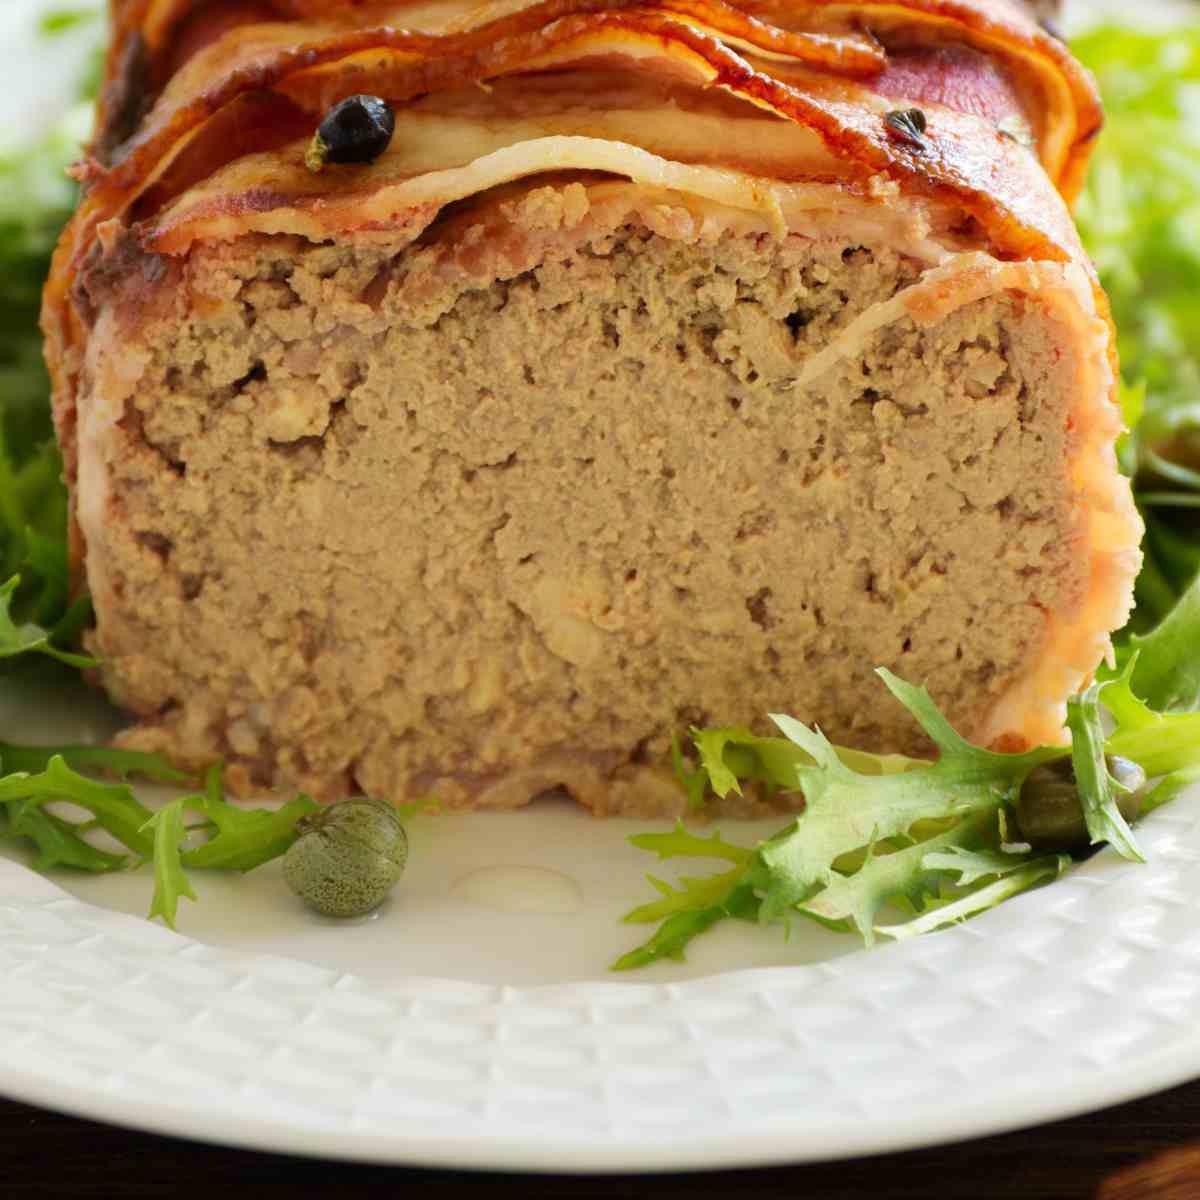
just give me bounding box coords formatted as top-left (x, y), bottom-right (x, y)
top-left (44, 1), bottom-right (1141, 813)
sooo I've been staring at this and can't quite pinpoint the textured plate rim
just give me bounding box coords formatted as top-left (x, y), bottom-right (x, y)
top-left (4, 1021), bottom-right (1200, 1173)
top-left (5, 793), bottom-right (1200, 1173)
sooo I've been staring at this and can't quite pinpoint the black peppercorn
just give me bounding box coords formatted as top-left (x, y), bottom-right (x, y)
top-left (883, 108), bottom-right (928, 150)
top-left (306, 94), bottom-right (396, 173)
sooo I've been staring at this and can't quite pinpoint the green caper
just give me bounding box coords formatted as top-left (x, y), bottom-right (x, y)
top-left (283, 796), bottom-right (408, 917)
top-left (1014, 754), bottom-right (1146, 851)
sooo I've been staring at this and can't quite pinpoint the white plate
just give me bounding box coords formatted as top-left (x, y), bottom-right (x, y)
top-left (5, 0), bottom-right (1200, 1175)
top-left (5, 679), bottom-right (1200, 1172)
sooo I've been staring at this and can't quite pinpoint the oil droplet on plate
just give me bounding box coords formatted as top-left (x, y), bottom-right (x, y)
top-left (450, 866), bottom-right (583, 915)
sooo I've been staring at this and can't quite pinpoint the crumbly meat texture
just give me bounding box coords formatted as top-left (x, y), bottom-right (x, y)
top-left (85, 187), bottom-right (1087, 815)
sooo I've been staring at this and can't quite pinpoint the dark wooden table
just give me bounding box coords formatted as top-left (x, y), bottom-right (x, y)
top-left (6, 1080), bottom-right (1200, 1198)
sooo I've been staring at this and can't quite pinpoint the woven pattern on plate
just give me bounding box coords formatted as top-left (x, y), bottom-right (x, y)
top-left (4, 797), bottom-right (1200, 1170)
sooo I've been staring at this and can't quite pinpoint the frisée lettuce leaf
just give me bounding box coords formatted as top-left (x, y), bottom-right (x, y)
top-left (0, 16), bottom-right (98, 669)
top-left (615, 655), bottom-right (1200, 969)
top-left (0, 745), bottom-right (318, 929)
top-left (1073, 24), bottom-right (1200, 635)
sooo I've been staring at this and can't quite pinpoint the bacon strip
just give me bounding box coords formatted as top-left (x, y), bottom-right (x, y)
top-left (45, 0), bottom-right (1115, 571)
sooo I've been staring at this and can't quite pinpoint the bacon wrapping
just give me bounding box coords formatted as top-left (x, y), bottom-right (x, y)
top-left (42, 0), bottom-right (1141, 811)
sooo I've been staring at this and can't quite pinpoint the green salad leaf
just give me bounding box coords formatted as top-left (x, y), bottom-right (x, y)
top-left (1118, 572), bottom-right (1200, 712)
top-left (1073, 24), bottom-right (1200, 635)
top-left (131, 766), bottom-right (318, 930)
top-left (874, 855), bottom-right (1068, 942)
top-left (1074, 26), bottom-right (1200, 448)
top-left (142, 798), bottom-right (197, 927)
top-left (615, 657), bottom-right (1200, 969)
top-left (0, 575), bottom-right (97, 668)
top-left (0, 743), bottom-right (319, 929)
top-left (0, 753), bottom-right (155, 861)
top-left (1103, 656), bottom-right (1200, 784)
top-left (612, 825), bottom-right (759, 968)
top-left (1067, 683), bottom-right (1144, 862)
top-left (752, 672), bottom-right (1058, 924)
top-left (180, 764), bottom-right (319, 872)
top-left (0, 738), bottom-right (186, 781)
top-left (794, 814), bottom-right (991, 941)
top-left (0, 14), bottom-right (98, 669)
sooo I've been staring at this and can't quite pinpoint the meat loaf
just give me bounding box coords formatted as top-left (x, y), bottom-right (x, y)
top-left (43, 0), bottom-right (1142, 813)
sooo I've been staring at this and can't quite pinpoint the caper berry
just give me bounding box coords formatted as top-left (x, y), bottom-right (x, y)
top-left (1014, 755), bottom-right (1146, 851)
top-left (283, 795), bottom-right (408, 917)
top-left (305, 94), bottom-right (395, 173)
